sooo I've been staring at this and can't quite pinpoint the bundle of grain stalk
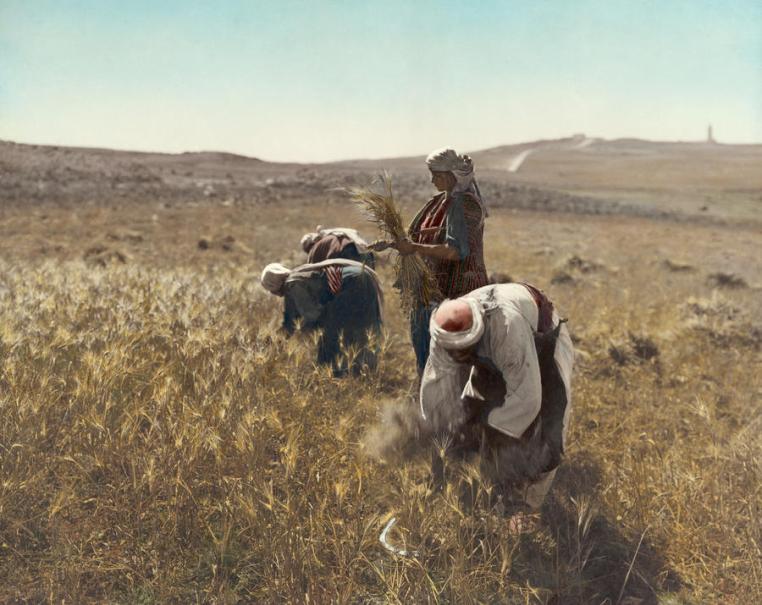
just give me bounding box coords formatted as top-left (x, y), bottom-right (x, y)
top-left (346, 173), bottom-right (441, 311)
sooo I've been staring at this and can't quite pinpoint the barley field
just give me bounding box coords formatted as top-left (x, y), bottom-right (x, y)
top-left (0, 193), bottom-right (760, 604)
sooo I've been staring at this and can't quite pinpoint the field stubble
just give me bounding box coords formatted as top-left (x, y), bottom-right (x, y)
top-left (0, 198), bottom-right (760, 604)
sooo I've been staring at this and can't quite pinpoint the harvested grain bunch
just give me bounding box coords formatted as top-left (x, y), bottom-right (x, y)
top-left (345, 173), bottom-right (441, 311)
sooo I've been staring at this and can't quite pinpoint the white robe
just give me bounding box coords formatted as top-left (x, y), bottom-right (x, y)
top-left (420, 283), bottom-right (574, 442)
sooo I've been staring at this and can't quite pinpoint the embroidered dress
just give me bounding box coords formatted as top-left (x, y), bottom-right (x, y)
top-left (407, 190), bottom-right (488, 372)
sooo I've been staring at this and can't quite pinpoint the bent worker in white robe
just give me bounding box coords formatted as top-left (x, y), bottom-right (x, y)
top-left (420, 283), bottom-right (574, 510)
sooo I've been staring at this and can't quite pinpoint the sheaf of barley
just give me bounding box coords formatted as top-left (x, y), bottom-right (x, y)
top-left (345, 173), bottom-right (441, 311)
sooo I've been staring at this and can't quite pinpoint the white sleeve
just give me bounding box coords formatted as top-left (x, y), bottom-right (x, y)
top-left (484, 310), bottom-right (542, 438)
top-left (419, 342), bottom-right (468, 434)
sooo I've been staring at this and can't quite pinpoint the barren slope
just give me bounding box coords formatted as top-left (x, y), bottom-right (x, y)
top-left (3, 137), bottom-right (761, 224)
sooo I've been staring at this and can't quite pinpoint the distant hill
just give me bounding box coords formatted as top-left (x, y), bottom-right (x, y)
top-left (2, 137), bottom-right (760, 223)
top-left (0, 139), bottom-right (306, 206)
top-left (332, 136), bottom-right (762, 191)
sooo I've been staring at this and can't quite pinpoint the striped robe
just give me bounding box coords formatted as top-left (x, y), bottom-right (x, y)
top-left (407, 190), bottom-right (489, 372)
top-left (408, 191), bottom-right (488, 299)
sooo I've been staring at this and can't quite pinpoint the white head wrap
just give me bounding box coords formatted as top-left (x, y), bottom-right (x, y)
top-left (300, 227), bottom-right (370, 254)
top-left (300, 232), bottom-right (321, 253)
top-left (260, 263), bottom-right (291, 294)
top-left (317, 228), bottom-right (369, 252)
top-left (426, 147), bottom-right (475, 192)
top-left (429, 297), bottom-right (485, 350)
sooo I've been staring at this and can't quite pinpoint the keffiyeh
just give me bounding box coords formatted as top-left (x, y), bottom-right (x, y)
top-left (260, 263), bottom-right (291, 293)
top-left (429, 297), bottom-right (485, 350)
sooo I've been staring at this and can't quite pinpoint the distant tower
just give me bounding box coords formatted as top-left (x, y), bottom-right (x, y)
top-left (707, 124), bottom-right (715, 144)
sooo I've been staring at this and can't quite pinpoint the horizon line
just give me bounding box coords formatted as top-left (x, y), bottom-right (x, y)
top-left (2, 133), bottom-right (760, 166)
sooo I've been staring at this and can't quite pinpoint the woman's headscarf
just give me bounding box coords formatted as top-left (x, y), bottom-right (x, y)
top-left (426, 147), bottom-right (475, 193)
top-left (426, 147), bottom-right (488, 218)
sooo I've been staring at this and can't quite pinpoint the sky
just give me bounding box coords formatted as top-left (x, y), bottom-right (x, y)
top-left (0, 0), bottom-right (760, 162)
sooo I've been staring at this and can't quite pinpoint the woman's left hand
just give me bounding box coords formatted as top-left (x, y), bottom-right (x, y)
top-left (393, 238), bottom-right (417, 256)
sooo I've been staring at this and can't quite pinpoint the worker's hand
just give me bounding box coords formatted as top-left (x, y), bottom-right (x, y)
top-left (507, 510), bottom-right (540, 534)
top-left (368, 239), bottom-right (393, 252)
top-left (393, 238), bottom-right (416, 256)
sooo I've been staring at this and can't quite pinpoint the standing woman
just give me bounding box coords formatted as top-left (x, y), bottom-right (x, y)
top-left (393, 148), bottom-right (489, 373)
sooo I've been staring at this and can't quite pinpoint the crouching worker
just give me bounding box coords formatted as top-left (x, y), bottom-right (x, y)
top-left (261, 259), bottom-right (384, 376)
top-left (300, 226), bottom-right (376, 268)
top-left (420, 282), bottom-right (574, 520)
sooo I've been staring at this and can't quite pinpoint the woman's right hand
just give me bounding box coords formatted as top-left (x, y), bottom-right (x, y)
top-left (368, 239), bottom-right (393, 252)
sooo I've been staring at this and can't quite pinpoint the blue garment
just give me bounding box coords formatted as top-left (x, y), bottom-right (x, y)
top-left (411, 304), bottom-right (436, 375)
top-left (283, 265), bottom-right (382, 376)
top-left (335, 243), bottom-right (376, 269)
top-left (444, 192), bottom-right (470, 261)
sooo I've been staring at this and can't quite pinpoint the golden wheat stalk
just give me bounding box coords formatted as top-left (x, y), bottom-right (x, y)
top-left (345, 173), bottom-right (441, 310)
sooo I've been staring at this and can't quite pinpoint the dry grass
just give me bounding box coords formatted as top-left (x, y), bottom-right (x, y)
top-left (0, 199), bottom-right (760, 604)
top-left (345, 174), bottom-right (441, 310)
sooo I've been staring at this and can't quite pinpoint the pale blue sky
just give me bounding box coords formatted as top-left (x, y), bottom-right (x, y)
top-left (1, 0), bottom-right (760, 161)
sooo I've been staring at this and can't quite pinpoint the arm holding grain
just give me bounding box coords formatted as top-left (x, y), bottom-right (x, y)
top-left (369, 237), bottom-right (460, 260)
top-left (391, 192), bottom-right (470, 262)
top-left (394, 238), bottom-right (460, 261)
